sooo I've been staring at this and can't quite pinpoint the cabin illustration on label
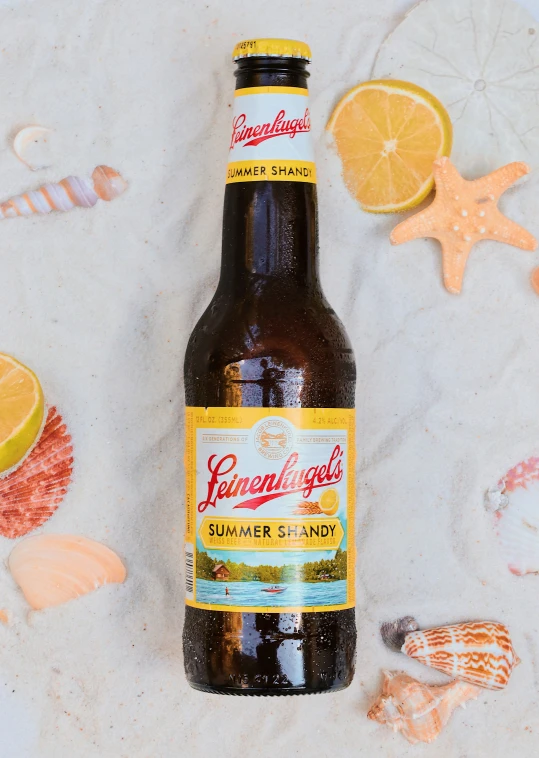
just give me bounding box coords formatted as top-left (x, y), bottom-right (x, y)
top-left (212, 564), bottom-right (231, 581)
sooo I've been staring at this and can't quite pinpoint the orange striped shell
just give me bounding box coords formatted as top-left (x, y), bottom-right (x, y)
top-left (403, 621), bottom-right (520, 691)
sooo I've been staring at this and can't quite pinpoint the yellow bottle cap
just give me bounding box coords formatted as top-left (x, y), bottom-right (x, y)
top-left (232, 38), bottom-right (312, 62)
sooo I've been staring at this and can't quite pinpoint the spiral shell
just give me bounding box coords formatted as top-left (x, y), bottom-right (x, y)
top-left (0, 407), bottom-right (73, 539)
top-left (367, 670), bottom-right (480, 745)
top-left (403, 621), bottom-right (520, 691)
top-left (0, 165), bottom-right (127, 219)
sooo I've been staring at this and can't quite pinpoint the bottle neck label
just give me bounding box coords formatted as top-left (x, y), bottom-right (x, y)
top-left (184, 407), bottom-right (355, 613)
top-left (226, 86), bottom-right (317, 185)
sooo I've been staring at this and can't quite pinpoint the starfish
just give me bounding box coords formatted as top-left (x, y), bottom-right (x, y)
top-left (390, 157), bottom-right (537, 294)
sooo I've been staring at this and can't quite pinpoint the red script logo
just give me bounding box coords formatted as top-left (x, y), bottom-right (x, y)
top-left (197, 445), bottom-right (344, 512)
top-left (230, 109), bottom-right (311, 150)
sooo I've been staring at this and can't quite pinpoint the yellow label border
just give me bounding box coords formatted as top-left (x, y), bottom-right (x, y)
top-left (226, 159), bottom-right (316, 184)
top-left (185, 407), bottom-right (356, 613)
top-left (186, 598), bottom-right (355, 613)
top-left (235, 86), bottom-right (309, 97)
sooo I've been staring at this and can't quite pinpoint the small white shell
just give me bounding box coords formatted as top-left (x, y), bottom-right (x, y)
top-left (13, 126), bottom-right (54, 170)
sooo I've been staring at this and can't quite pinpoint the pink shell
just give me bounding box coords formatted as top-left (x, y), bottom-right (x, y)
top-left (403, 621), bottom-right (519, 691)
top-left (487, 457), bottom-right (539, 575)
top-left (0, 407), bottom-right (73, 538)
top-left (502, 457), bottom-right (539, 492)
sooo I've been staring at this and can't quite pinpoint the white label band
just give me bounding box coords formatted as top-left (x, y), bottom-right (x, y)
top-left (226, 87), bottom-right (316, 184)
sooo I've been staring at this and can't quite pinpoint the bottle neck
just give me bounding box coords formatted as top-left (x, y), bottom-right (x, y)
top-left (219, 58), bottom-right (320, 296)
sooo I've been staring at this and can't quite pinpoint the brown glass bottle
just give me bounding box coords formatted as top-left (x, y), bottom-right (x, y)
top-left (183, 41), bottom-right (356, 695)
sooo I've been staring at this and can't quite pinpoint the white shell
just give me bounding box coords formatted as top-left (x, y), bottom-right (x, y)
top-left (13, 126), bottom-right (55, 170)
top-left (487, 458), bottom-right (539, 575)
top-left (372, 0), bottom-right (539, 175)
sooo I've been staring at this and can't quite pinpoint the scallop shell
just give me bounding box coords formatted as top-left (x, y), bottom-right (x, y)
top-left (0, 165), bottom-right (127, 219)
top-left (486, 457), bottom-right (539, 575)
top-left (403, 621), bottom-right (520, 690)
top-left (13, 126), bottom-right (54, 171)
top-left (367, 670), bottom-right (480, 745)
top-left (9, 534), bottom-right (127, 610)
top-left (372, 0), bottom-right (539, 175)
top-left (0, 407), bottom-right (73, 539)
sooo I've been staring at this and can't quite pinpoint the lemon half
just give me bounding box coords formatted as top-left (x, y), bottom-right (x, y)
top-left (0, 353), bottom-right (44, 474)
top-left (319, 488), bottom-right (340, 516)
top-left (327, 79), bottom-right (452, 213)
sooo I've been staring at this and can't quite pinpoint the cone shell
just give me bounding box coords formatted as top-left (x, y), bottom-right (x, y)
top-left (0, 407), bottom-right (73, 539)
top-left (367, 670), bottom-right (480, 745)
top-left (0, 165), bottom-right (127, 219)
top-left (9, 534), bottom-right (127, 610)
top-left (487, 457), bottom-right (539, 575)
top-left (403, 622), bottom-right (519, 691)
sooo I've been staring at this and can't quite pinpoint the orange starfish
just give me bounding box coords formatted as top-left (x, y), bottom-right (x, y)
top-left (390, 157), bottom-right (537, 294)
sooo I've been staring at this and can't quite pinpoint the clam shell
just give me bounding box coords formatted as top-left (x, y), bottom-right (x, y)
top-left (9, 534), bottom-right (127, 610)
top-left (367, 670), bottom-right (480, 745)
top-left (0, 407), bottom-right (73, 539)
top-left (403, 621), bottom-right (519, 691)
top-left (487, 457), bottom-right (539, 575)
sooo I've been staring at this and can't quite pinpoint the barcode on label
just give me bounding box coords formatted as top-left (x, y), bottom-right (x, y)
top-left (185, 542), bottom-right (194, 599)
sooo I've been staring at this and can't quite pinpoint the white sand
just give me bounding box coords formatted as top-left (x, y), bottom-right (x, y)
top-left (0, 0), bottom-right (538, 755)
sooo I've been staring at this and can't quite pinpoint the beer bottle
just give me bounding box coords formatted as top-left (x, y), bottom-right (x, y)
top-left (183, 38), bottom-right (357, 695)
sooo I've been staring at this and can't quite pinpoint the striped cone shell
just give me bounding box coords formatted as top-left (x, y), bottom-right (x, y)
top-left (403, 621), bottom-right (520, 691)
top-left (0, 165), bottom-right (126, 219)
top-left (0, 407), bottom-right (73, 538)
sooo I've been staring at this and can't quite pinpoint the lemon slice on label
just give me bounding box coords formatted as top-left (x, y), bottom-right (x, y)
top-left (327, 79), bottom-right (452, 213)
top-left (319, 488), bottom-right (339, 516)
top-left (0, 353), bottom-right (45, 474)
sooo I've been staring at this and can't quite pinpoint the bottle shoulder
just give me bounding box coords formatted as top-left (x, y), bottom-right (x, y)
top-left (184, 288), bottom-right (356, 408)
top-left (187, 287), bottom-right (354, 364)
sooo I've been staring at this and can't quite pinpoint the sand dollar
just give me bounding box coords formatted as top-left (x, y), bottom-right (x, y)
top-left (372, 0), bottom-right (539, 176)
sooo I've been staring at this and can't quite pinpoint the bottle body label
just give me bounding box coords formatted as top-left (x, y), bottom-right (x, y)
top-left (184, 407), bottom-right (355, 612)
top-left (226, 86), bottom-right (316, 184)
